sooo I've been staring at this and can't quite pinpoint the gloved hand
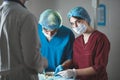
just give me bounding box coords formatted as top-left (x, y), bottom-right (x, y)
top-left (54, 65), bottom-right (64, 75)
top-left (57, 69), bottom-right (76, 79)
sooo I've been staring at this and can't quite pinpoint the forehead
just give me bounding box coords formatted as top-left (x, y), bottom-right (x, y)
top-left (70, 17), bottom-right (78, 22)
top-left (70, 17), bottom-right (83, 23)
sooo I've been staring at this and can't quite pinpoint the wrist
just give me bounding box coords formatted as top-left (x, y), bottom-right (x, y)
top-left (72, 68), bottom-right (76, 78)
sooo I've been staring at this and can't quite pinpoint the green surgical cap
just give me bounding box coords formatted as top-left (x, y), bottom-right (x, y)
top-left (39, 9), bottom-right (62, 30)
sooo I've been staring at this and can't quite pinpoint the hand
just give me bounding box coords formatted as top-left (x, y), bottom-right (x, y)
top-left (57, 69), bottom-right (76, 79)
top-left (54, 65), bottom-right (64, 75)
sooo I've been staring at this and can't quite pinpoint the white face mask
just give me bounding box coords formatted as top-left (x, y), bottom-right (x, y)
top-left (72, 23), bottom-right (87, 35)
top-left (42, 30), bottom-right (57, 41)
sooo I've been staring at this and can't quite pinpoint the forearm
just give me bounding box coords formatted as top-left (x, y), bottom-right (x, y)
top-left (76, 67), bottom-right (96, 76)
top-left (61, 59), bottom-right (72, 69)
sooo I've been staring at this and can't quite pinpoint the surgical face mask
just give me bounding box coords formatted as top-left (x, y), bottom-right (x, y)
top-left (42, 30), bottom-right (57, 41)
top-left (72, 23), bottom-right (87, 35)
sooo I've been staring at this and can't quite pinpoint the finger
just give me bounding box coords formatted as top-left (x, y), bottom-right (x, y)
top-left (57, 72), bottom-right (67, 78)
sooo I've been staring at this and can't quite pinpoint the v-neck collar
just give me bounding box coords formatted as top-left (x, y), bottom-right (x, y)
top-left (42, 32), bottom-right (57, 45)
top-left (81, 30), bottom-right (97, 48)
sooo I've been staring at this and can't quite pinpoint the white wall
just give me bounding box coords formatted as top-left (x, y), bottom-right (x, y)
top-left (25, 0), bottom-right (56, 21)
top-left (0, 0), bottom-right (120, 80)
top-left (94, 0), bottom-right (120, 80)
top-left (53, 0), bottom-right (94, 27)
top-left (105, 0), bottom-right (120, 80)
top-left (25, 0), bottom-right (94, 27)
top-left (0, 0), bottom-right (2, 4)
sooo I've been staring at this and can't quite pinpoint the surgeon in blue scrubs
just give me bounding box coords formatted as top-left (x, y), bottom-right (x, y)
top-left (38, 9), bottom-right (75, 74)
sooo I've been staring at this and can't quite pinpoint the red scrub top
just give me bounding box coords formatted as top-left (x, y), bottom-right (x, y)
top-left (73, 30), bottom-right (110, 80)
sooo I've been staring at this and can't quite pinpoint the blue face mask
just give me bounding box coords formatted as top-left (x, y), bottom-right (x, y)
top-left (72, 23), bottom-right (87, 35)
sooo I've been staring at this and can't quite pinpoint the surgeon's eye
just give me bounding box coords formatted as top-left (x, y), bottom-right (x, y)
top-left (70, 22), bottom-right (74, 26)
top-left (76, 20), bottom-right (82, 24)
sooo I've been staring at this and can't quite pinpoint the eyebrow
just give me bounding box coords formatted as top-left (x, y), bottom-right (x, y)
top-left (70, 19), bottom-right (80, 24)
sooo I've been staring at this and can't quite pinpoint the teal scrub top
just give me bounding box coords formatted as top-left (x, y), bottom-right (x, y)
top-left (38, 24), bottom-right (75, 71)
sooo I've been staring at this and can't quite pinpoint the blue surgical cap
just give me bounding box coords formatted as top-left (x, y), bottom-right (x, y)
top-left (67, 6), bottom-right (91, 24)
top-left (39, 9), bottom-right (62, 30)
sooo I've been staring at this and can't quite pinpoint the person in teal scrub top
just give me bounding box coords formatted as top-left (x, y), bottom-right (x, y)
top-left (38, 9), bottom-right (75, 74)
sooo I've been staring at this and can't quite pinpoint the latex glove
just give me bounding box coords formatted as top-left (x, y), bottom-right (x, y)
top-left (54, 65), bottom-right (64, 75)
top-left (57, 69), bottom-right (76, 79)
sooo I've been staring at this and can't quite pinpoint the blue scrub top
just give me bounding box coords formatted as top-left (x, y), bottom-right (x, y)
top-left (38, 24), bottom-right (75, 71)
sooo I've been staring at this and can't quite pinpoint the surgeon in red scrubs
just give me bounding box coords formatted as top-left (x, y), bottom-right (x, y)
top-left (57, 6), bottom-right (110, 80)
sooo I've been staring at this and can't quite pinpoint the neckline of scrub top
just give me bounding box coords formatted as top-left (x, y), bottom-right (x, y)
top-left (39, 24), bottom-right (57, 45)
top-left (42, 32), bottom-right (57, 45)
top-left (81, 30), bottom-right (97, 48)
